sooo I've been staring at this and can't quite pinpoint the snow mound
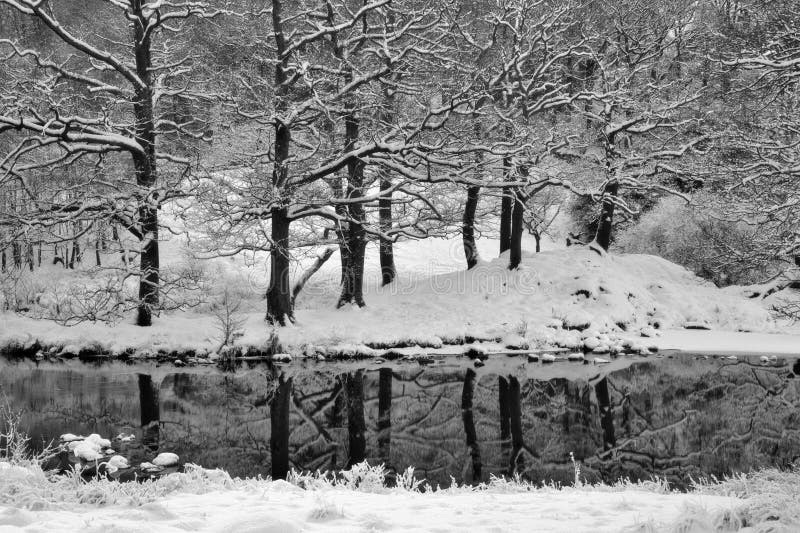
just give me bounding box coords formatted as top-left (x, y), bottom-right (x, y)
top-left (0, 247), bottom-right (774, 355)
top-left (278, 248), bottom-right (772, 348)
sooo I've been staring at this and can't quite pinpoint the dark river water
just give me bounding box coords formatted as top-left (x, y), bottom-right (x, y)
top-left (1, 353), bottom-right (799, 489)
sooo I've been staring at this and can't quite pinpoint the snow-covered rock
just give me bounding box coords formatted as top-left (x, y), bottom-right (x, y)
top-left (104, 455), bottom-right (130, 473)
top-left (583, 337), bottom-right (600, 350)
top-left (85, 433), bottom-right (111, 448)
top-left (153, 453), bottom-right (180, 467)
top-left (73, 441), bottom-right (103, 461)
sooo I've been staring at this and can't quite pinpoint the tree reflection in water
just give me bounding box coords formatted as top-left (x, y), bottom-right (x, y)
top-left (0, 356), bottom-right (797, 488)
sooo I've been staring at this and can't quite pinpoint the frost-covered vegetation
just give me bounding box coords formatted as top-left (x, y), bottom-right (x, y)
top-left (1, 411), bottom-right (799, 532)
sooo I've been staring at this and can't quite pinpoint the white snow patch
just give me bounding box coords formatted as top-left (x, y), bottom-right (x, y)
top-left (0, 481), bottom-right (741, 533)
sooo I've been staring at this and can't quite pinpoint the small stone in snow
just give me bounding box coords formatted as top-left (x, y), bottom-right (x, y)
top-left (567, 353), bottom-right (585, 361)
top-left (684, 322), bottom-right (712, 330)
top-left (593, 357), bottom-right (610, 364)
top-left (640, 327), bottom-right (657, 338)
top-left (726, 355), bottom-right (738, 360)
top-left (152, 452), bottom-right (180, 467)
top-left (527, 354), bottom-right (539, 363)
top-left (139, 462), bottom-right (163, 472)
top-left (473, 359), bottom-right (485, 368)
top-left (541, 354), bottom-right (556, 363)
top-left (174, 359), bottom-right (185, 366)
top-left (760, 355), bottom-right (770, 363)
top-left (272, 353), bottom-right (292, 363)
top-left (60, 433), bottom-right (81, 442)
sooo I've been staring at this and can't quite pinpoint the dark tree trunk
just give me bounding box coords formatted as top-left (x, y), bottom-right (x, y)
top-left (508, 189), bottom-right (524, 270)
top-left (332, 175), bottom-right (350, 284)
top-left (378, 174), bottom-right (396, 286)
top-left (69, 240), bottom-right (80, 269)
top-left (270, 375), bottom-right (293, 479)
top-left (594, 377), bottom-right (616, 451)
top-left (337, 87), bottom-right (367, 308)
top-left (500, 185), bottom-right (512, 254)
top-left (138, 374), bottom-right (160, 452)
top-left (463, 186), bottom-right (480, 269)
top-left (37, 243), bottom-right (41, 267)
top-left (26, 243), bottom-right (34, 272)
top-left (266, 1), bottom-right (293, 326)
top-left (266, 207), bottom-right (294, 325)
top-left (498, 376), bottom-right (511, 463)
top-left (132, 2), bottom-right (159, 327)
top-left (95, 239), bottom-right (102, 267)
top-left (345, 370), bottom-right (366, 467)
top-left (12, 241), bottom-right (20, 269)
top-left (1, 249), bottom-right (5, 272)
top-left (338, 222), bottom-right (366, 307)
top-left (534, 232), bottom-right (541, 253)
top-left (377, 367), bottom-right (392, 463)
top-left (461, 368), bottom-right (482, 481)
top-left (508, 376), bottom-right (525, 475)
top-left (136, 206), bottom-right (159, 326)
top-left (595, 181), bottom-right (619, 251)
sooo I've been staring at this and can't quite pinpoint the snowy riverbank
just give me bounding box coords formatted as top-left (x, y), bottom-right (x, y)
top-left (3, 243), bottom-right (794, 361)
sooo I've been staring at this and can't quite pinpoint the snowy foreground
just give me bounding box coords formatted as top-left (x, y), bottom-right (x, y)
top-left (0, 461), bottom-right (785, 533)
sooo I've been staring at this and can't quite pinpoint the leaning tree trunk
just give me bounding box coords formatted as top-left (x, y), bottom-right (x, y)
top-left (463, 186), bottom-right (481, 269)
top-left (508, 189), bottom-right (524, 270)
top-left (595, 180), bottom-right (619, 251)
top-left (266, 207), bottom-right (294, 325)
top-left (132, 2), bottom-right (159, 327)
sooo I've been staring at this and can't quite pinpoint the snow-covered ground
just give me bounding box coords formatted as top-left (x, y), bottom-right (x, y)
top-left (0, 481), bottom-right (743, 533)
top-left (2, 233), bottom-right (797, 359)
top-left (653, 329), bottom-right (800, 355)
top-left (0, 458), bottom-right (769, 533)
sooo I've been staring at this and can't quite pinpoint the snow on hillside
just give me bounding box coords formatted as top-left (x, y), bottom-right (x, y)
top-left (0, 236), bottom-right (782, 358)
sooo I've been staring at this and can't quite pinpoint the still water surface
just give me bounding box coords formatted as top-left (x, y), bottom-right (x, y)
top-left (1, 354), bottom-right (798, 488)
